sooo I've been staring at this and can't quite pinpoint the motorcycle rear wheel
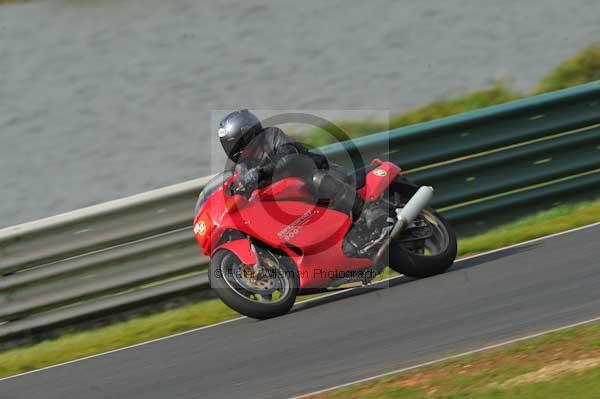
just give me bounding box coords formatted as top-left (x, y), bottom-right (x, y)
top-left (388, 208), bottom-right (457, 278)
top-left (209, 247), bottom-right (299, 319)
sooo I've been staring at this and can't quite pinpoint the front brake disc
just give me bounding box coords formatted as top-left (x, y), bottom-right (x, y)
top-left (231, 262), bottom-right (281, 295)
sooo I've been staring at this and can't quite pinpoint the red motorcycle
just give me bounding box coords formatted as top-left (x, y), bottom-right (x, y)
top-left (193, 159), bottom-right (457, 319)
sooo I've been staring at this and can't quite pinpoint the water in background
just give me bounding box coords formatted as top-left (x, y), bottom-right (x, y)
top-left (1, 0), bottom-right (599, 227)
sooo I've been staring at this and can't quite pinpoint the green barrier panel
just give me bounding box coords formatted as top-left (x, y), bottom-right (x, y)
top-left (405, 126), bottom-right (600, 207)
top-left (443, 170), bottom-right (600, 233)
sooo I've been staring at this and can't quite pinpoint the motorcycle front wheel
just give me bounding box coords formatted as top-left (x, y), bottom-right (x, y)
top-left (388, 208), bottom-right (457, 278)
top-left (209, 247), bottom-right (299, 319)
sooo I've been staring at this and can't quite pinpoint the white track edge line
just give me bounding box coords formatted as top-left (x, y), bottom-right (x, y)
top-left (290, 314), bottom-right (600, 398)
top-left (1, 220), bottom-right (599, 383)
top-left (0, 283), bottom-right (358, 383)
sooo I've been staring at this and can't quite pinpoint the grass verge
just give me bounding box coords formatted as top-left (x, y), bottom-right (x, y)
top-left (307, 320), bottom-right (600, 399)
top-left (0, 197), bottom-right (599, 378)
top-left (458, 198), bottom-right (600, 256)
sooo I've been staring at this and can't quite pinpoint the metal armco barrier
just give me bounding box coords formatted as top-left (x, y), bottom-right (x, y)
top-left (1, 81), bottom-right (599, 342)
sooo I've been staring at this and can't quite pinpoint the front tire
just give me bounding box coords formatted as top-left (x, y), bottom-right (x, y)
top-left (388, 208), bottom-right (457, 278)
top-left (209, 248), bottom-right (299, 319)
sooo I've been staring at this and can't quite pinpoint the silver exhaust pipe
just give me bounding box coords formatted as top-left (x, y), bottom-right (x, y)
top-left (396, 186), bottom-right (434, 226)
top-left (365, 186), bottom-right (434, 284)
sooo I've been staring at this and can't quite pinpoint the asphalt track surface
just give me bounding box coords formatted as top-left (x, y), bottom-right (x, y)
top-left (2, 224), bottom-right (600, 399)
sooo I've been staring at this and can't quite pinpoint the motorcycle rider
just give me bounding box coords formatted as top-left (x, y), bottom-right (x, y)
top-left (218, 109), bottom-right (365, 221)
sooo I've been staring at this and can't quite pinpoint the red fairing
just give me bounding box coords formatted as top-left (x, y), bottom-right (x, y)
top-left (362, 161), bottom-right (401, 202)
top-left (233, 201), bottom-right (370, 288)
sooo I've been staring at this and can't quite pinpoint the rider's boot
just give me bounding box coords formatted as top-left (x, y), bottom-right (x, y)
top-left (310, 170), bottom-right (394, 255)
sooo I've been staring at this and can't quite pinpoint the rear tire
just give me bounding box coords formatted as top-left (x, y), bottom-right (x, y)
top-left (388, 208), bottom-right (457, 278)
top-left (209, 248), bottom-right (299, 319)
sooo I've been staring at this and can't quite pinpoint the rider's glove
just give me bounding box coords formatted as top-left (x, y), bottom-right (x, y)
top-left (241, 168), bottom-right (259, 186)
top-left (231, 167), bottom-right (260, 197)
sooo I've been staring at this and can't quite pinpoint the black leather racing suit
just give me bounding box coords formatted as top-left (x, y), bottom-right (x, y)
top-left (236, 126), bottom-right (364, 219)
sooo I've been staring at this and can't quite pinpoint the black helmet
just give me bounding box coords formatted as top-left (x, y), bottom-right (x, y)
top-left (218, 109), bottom-right (262, 162)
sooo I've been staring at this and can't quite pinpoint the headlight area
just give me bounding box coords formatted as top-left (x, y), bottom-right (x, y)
top-left (193, 211), bottom-right (213, 255)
